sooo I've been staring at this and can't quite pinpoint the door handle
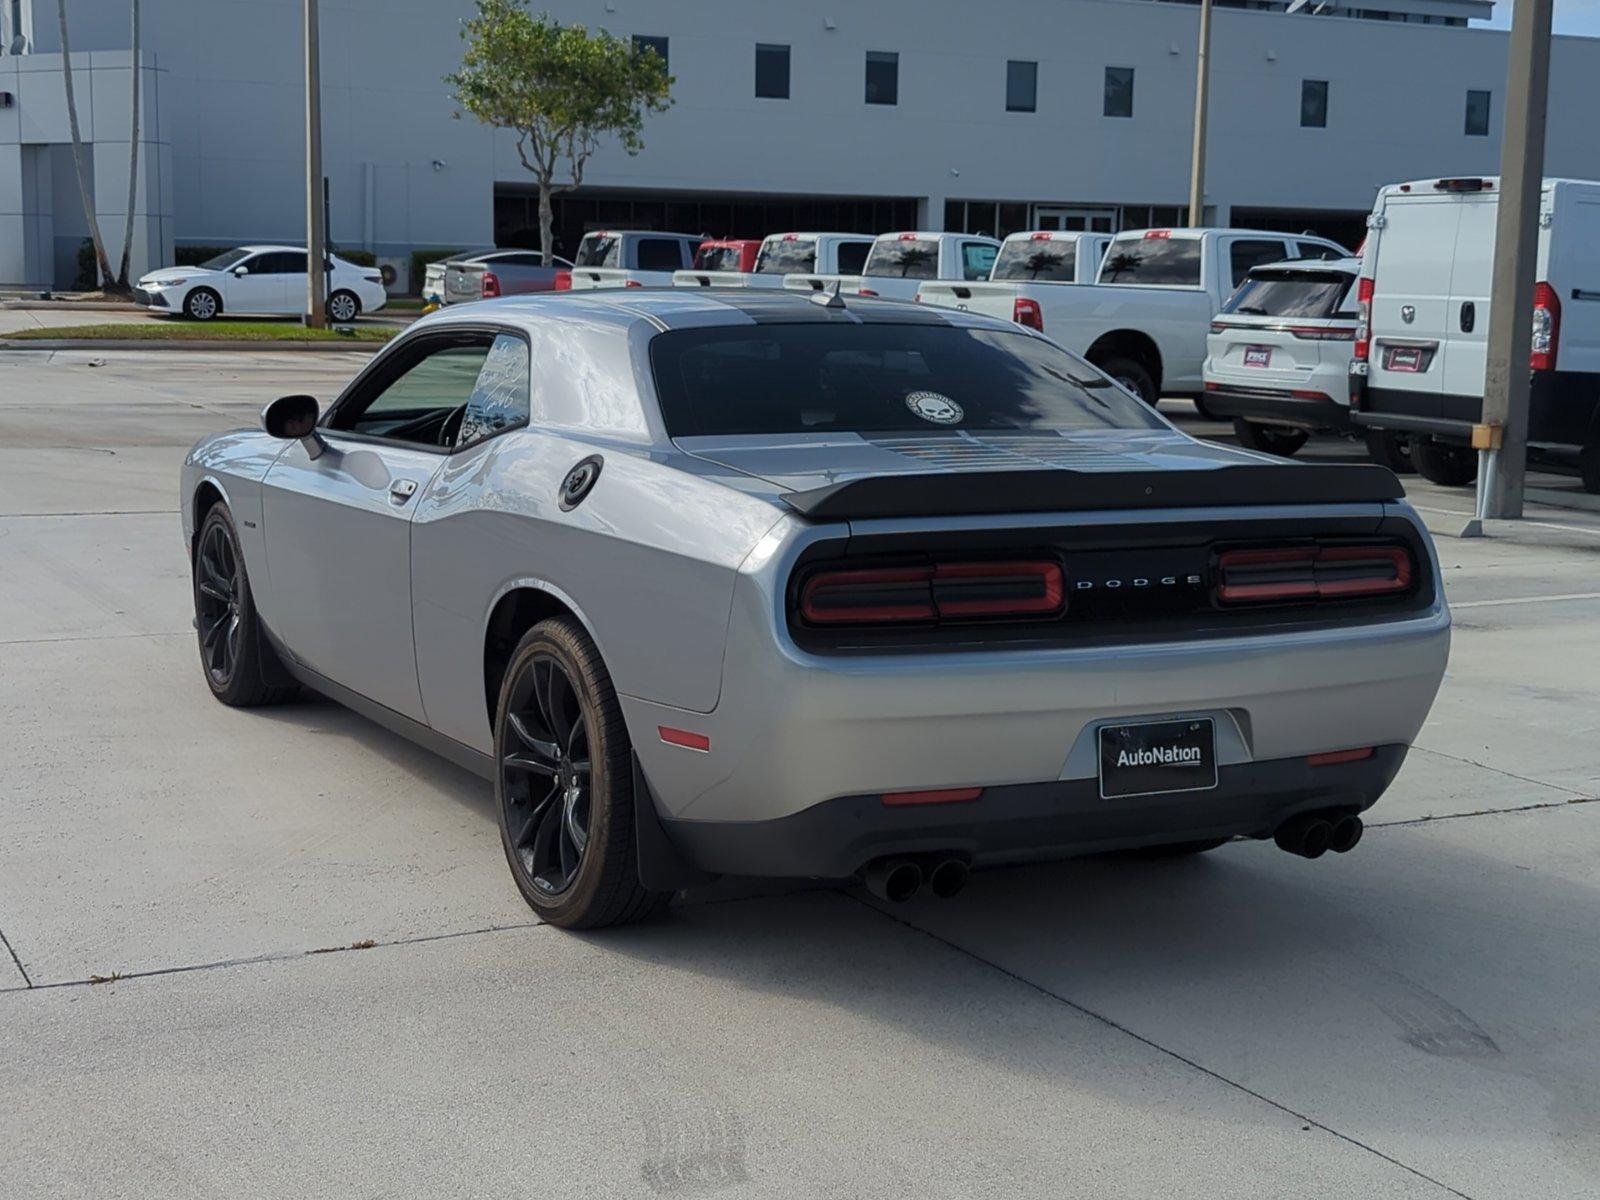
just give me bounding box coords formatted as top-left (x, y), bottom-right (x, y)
top-left (389, 479), bottom-right (418, 505)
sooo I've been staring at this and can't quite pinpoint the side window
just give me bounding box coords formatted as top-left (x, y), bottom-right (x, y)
top-left (275, 251), bottom-right (308, 274)
top-left (457, 334), bottom-right (531, 447)
top-left (1295, 239), bottom-right (1344, 262)
top-left (334, 338), bottom-right (493, 446)
top-left (1229, 239), bottom-right (1291, 288)
top-left (836, 241), bottom-right (871, 275)
top-left (962, 241), bottom-right (999, 280)
top-left (637, 238), bottom-right (685, 271)
top-left (236, 254), bottom-right (269, 275)
top-left (505, 253), bottom-right (544, 267)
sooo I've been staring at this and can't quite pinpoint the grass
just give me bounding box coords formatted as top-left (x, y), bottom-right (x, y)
top-left (8, 320), bottom-right (395, 343)
top-left (383, 297), bottom-right (430, 311)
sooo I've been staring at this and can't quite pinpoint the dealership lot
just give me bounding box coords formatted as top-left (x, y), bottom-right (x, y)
top-left (2, 347), bottom-right (1598, 1198)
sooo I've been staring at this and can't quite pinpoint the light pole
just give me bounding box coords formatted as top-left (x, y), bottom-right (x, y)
top-left (1187, 0), bottom-right (1213, 227)
top-left (1477, 0), bottom-right (1554, 521)
top-left (303, 0), bottom-right (327, 329)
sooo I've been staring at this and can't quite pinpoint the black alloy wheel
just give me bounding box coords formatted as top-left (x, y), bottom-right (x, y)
top-left (196, 518), bottom-right (243, 687)
top-left (500, 653), bottom-right (594, 897)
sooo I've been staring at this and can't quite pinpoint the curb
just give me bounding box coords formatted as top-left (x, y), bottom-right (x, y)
top-left (0, 338), bottom-right (386, 353)
top-left (0, 300), bottom-right (144, 312)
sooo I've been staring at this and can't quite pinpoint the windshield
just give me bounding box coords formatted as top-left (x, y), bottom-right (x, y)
top-left (864, 238), bottom-right (940, 279)
top-left (694, 244), bottom-right (748, 272)
top-left (575, 234), bottom-right (620, 268)
top-left (1223, 270), bottom-right (1356, 318)
top-left (755, 238), bottom-right (818, 274)
top-left (198, 249), bottom-right (252, 271)
top-left (993, 238), bottom-right (1076, 282)
top-left (1098, 236), bottom-right (1202, 286)
top-left (649, 323), bottom-right (1163, 438)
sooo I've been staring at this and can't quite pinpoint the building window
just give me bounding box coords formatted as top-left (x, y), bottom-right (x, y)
top-left (865, 51), bottom-right (898, 105)
top-left (632, 35), bottom-right (668, 71)
top-left (1301, 79), bottom-right (1328, 128)
top-left (1006, 60), bottom-right (1037, 113)
top-left (755, 43), bottom-right (790, 99)
top-left (1103, 67), bottom-right (1134, 118)
top-left (1465, 89), bottom-right (1491, 137)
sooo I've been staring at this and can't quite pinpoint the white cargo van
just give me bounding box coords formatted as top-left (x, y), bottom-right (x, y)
top-left (1353, 176), bottom-right (1600, 492)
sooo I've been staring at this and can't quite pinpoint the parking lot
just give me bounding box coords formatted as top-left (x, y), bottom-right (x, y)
top-left (2, 342), bottom-right (1598, 1198)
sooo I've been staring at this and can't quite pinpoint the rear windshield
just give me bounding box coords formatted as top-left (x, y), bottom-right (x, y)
top-left (864, 238), bottom-right (940, 279)
top-left (649, 324), bottom-right (1163, 438)
top-left (1223, 270), bottom-right (1356, 319)
top-left (575, 234), bottom-right (620, 268)
top-left (694, 244), bottom-right (747, 272)
top-left (755, 238), bottom-right (818, 274)
top-left (993, 238), bottom-right (1076, 282)
top-left (1098, 237), bottom-right (1202, 286)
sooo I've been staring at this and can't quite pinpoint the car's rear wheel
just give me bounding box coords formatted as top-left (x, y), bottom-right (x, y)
top-left (1233, 419), bottom-right (1309, 457)
top-left (1098, 356), bottom-right (1157, 407)
top-left (184, 288), bottom-right (221, 321)
top-left (1580, 440), bottom-right (1600, 495)
top-left (1411, 438), bottom-right (1478, 487)
top-left (1192, 396), bottom-right (1221, 422)
top-left (494, 617), bottom-right (667, 928)
top-left (327, 290), bottom-right (360, 323)
top-left (193, 506), bottom-right (296, 706)
top-left (1364, 429), bottom-right (1415, 474)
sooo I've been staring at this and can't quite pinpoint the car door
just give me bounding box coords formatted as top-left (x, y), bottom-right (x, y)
top-left (1368, 196), bottom-right (1460, 418)
top-left (224, 252), bottom-right (286, 314)
top-left (260, 330), bottom-right (498, 721)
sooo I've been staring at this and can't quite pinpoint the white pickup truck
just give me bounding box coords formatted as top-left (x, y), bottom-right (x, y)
top-left (567, 230), bottom-right (703, 290)
top-left (783, 231), bottom-right (1001, 301)
top-left (672, 231), bottom-right (875, 290)
top-left (917, 227), bottom-right (1347, 405)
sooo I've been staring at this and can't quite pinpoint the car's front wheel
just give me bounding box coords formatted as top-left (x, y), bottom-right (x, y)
top-left (1098, 356), bottom-right (1157, 407)
top-left (327, 290), bottom-right (361, 323)
top-left (184, 288), bottom-right (221, 321)
top-left (193, 505), bottom-right (296, 706)
top-left (494, 617), bottom-right (668, 928)
top-left (1411, 439), bottom-right (1478, 487)
top-left (1234, 419), bottom-right (1310, 457)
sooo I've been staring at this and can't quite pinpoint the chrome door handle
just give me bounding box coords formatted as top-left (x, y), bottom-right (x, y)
top-left (389, 479), bottom-right (418, 505)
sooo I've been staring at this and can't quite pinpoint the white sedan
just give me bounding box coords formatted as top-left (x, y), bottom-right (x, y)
top-left (136, 246), bottom-right (389, 322)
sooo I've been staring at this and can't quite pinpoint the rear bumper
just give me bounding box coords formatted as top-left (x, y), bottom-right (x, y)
top-left (1202, 386), bottom-right (1352, 432)
top-left (1354, 376), bottom-right (1600, 450)
top-left (660, 745), bottom-right (1408, 879)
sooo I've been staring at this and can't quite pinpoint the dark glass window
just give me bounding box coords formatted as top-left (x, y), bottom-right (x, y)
top-left (649, 325), bottom-right (1163, 438)
top-left (636, 237), bottom-right (687, 272)
top-left (1222, 269), bottom-right (1357, 318)
top-left (755, 43), bottom-right (790, 99)
top-left (961, 241), bottom-right (999, 280)
top-left (865, 51), bottom-right (898, 105)
top-left (632, 35), bottom-right (668, 71)
top-left (863, 237), bottom-right (939, 279)
top-left (1103, 67), bottom-right (1134, 118)
top-left (1465, 89), bottom-right (1490, 137)
top-left (755, 236), bottom-right (817, 274)
top-left (1006, 60), bottom-right (1037, 113)
top-left (1100, 236), bottom-right (1202, 286)
top-left (693, 244), bottom-right (747, 272)
top-left (1301, 79), bottom-right (1328, 128)
top-left (835, 241), bottom-right (871, 275)
top-left (1229, 239), bottom-right (1292, 287)
top-left (993, 236), bottom-right (1077, 282)
top-left (575, 233), bottom-right (620, 267)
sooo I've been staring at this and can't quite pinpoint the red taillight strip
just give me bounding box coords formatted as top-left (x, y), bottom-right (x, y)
top-left (799, 560), bottom-right (1064, 626)
top-left (1307, 747), bottom-right (1374, 767)
top-left (658, 726), bottom-right (711, 752)
top-left (1216, 544), bottom-right (1414, 605)
top-left (882, 786), bottom-right (984, 807)
top-left (933, 560), bottom-right (1064, 617)
top-left (800, 566), bottom-right (936, 624)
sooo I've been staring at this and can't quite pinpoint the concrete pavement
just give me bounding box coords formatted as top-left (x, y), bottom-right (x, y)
top-left (2, 349), bottom-right (1597, 1198)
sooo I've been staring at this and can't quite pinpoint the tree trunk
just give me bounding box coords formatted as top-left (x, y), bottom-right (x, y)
top-left (115, 0), bottom-right (142, 289)
top-left (57, 0), bottom-right (117, 292)
top-left (538, 182), bottom-right (555, 268)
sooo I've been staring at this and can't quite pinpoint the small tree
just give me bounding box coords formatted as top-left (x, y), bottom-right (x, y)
top-left (446, 1), bottom-right (672, 266)
top-left (57, 0), bottom-right (115, 291)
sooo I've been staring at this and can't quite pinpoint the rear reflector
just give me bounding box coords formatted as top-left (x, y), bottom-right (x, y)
top-left (1029, 231), bottom-right (1054, 240)
top-left (658, 726), bottom-right (710, 752)
top-left (552, 269), bottom-right (572, 291)
top-left (481, 270), bottom-right (501, 298)
top-left (1307, 747), bottom-right (1374, 767)
top-left (1354, 276), bottom-right (1374, 361)
top-left (1013, 297), bottom-right (1045, 331)
top-left (1144, 229), bottom-right (1172, 239)
top-left (624, 279), bottom-right (643, 288)
top-left (1215, 544), bottom-right (1413, 605)
top-left (882, 787), bottom-right (984, 807)
top-left (858, 287), bottom-right (880, 297)
top-left (800, 559), bottom-right (1064, 626)
top-left (1531, 281), bottom-right (1560, 371)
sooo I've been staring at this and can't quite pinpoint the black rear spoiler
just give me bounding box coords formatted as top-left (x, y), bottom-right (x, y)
top-left (780, 463), bottom-right (1403, 520)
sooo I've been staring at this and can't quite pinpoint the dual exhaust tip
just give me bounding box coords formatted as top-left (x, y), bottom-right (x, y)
top-left (1275, 811), bottom-right (1364, 859)
top-left (864, 854), bottom-right (969, 903)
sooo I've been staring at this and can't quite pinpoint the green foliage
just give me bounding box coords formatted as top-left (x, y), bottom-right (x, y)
top-left (412, 248), bottom-right (467, 291)
top-left (336, 248), bottom-right (378, 267)
top-left (74, 239), bottom-right (98, 290)
top-left (445, 1), bottom-right (672, 190)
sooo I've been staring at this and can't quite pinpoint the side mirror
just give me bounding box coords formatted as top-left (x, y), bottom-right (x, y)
top-left (262, 394), bottom-right (327, 460)
top-left (233, 265), bottom-right (249, 277)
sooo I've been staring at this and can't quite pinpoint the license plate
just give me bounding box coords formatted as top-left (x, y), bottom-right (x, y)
top-left (1098, 719), bottom-right (1218, 800)
top-left (1384, 345), bottom-right (1425, 373)
top-left (1243, 346), bottom-right (1272, 368)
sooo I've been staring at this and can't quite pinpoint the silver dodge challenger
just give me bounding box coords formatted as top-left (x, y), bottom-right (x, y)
top-left (182, 289), bottom-right (1450, 927)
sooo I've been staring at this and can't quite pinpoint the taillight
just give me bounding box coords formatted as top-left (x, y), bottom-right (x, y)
top-left (799, 559), bottom-right (1064, 626)
top-left (624, 279), bottom-right (643, 288)
top-left (1531, 281), bottom-right (1560, 371)
top-left (1288, 326), bottom-right (1355, 341)
top-left (1354, 277), bottom-right (1374, 361)
top-left (1215, 544), bottom-right (1413, 606)
top-left (552, 269), bottom-right (572, 291)
top-left (858, 287), bottom-right (880, 297)
top-left (1210, 321), bottom-right (1226, 334)
top-left (481, 270), bottom-right (501, 298)
top-left (1013, 297), bottom-right (1044, 331)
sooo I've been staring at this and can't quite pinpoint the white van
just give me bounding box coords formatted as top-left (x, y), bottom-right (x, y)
top-left (1353, 176), bottom-right (1600, 492)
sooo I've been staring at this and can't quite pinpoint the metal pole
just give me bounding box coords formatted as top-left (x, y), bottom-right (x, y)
top-left (303, 0), bottom-right (327, 328)
top-left (1479, 0), bottom-right (1553, 519)
top-left (1187, 0), bottom-right (1213, 228)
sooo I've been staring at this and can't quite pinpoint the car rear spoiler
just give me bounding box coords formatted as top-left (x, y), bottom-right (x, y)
top-left (780, 463), bottom-right (1403, 520)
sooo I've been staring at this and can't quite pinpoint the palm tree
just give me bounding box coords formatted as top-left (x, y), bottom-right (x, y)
top-left (114, 0), bottom-right (141, 289)
top-left (57, 0), bottom-right (117, 291)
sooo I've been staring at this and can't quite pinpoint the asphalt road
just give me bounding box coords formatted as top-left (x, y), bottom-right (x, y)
top-left (2, 346), bottom-right (1598, 1199)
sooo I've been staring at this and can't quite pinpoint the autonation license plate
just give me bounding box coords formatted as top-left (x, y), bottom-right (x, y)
top-left (1098, 719), bottom-right (1218, 800)
top-left (1243, 346), bottom-right (1272, 368)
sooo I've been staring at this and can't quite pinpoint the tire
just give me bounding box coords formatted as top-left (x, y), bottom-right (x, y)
top-left (327, 290), bottom-right (361, 323)
top-left (192, 505), bottom-right (297, 707)
top-left (1364, 429), bottom-right (1416, 475)
top-left (1192, 396), bottom-right (1221, 422)
top-left (1098, 356), bottom-right (1158, 407)
top-left (494, 617), bottom-right (668, 928)
top-left (1233, 418), bottom-right (1310, 457)
top-left (1580, 441), bottom-right (1600, 495)
top-left (1411, 439), bottom-right (1478, 487)
top-left (184, 287), bottom-right (221, 321)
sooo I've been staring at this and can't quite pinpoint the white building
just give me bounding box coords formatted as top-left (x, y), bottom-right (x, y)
top-left (3, 0), bottom-right (1595, 290)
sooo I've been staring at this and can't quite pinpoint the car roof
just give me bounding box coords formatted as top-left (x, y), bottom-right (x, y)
top-left (1249, 256), bottom-right (1360, 274)
top-left (762, 231), bottom-right (875, 241)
